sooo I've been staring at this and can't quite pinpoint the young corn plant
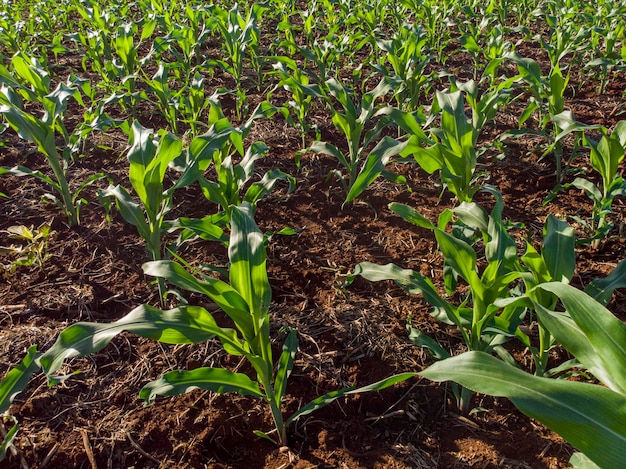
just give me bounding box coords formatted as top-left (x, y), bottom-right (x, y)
top-left (137, 62), bottom-right (182, 133)
top-left (348, 188), bottom-right (527, 413)
top-left (138, 63), bottom-right (212, 137)
top-left (545, 121), bottom-right (626, 248)
top-left (518, 215), bottom-right (576, 377)
top-left (271, 57), bottom-right (323, 148)
top-left (372, 22), bottom-right (433, 112)
top-left (207, 2), bottom-right (268, 97)
top-left (0, 58), bottom-right (105, 226)
top-left (420, 282), bottom-right (626, 469)
top-left (100, 120), bottom-right (234, 270)
top-left (152, 4), bottom-right (212, 66)
top-left (503, 53), bottom-right (590, 183)
top-left (191, 96), bottom-right (295, 224)
top-left (415, 0), bottom-right (456, 64)
top-left (458, 13), bottom-right (495, 80)
top-left (402, 88), bottom-right (483, 203)
top-left (584, 13), bottom-right (625, 94)
top-left (450, 78), bottom-right (515, 146)
top-left (0, 204), bottom-right (415, 451)
top-left (309, 78), bottom-right (408, 205)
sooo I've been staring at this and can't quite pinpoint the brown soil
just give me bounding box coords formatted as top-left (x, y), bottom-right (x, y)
top-left (1, 13), bottom-right (626, 469)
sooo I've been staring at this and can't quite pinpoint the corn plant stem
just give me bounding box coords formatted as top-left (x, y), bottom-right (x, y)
top-left (147, 221), bottom-right (166, 305)
top-left (254, 319), bottom-right (287, 445)
top-left (267, 387), bottom-right (287, 445)
top-left (347, 130), bottom-right (361, 190)
top-left (458, 385), bottom-right (473, 415)
top-left (470, 300), bottom-right (484, 352)
top-left (554, 141), bottom-right (564, 183)
top-left (537, 325), bottom-right (551, 377)
top-left (253, 351), bottom-right (287, 445)
top-left (48, 148), bottom-right (78, 226)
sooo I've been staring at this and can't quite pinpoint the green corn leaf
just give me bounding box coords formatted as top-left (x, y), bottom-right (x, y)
top-left (507, 53), bottom-right (542, 86)
top-left (518, 102), bottom-right (539, 128)
top-left (585, 259), bottom-right (626, 305)
top-left (436, 90), bottom-right (472, 150)
top-left (420, 351), bottom-right (626, 469)
top-left (179, 119), bottom-right (234, 179)
top-left (434, 229), bottom-right (481, 295)
top-left (345, 137), bottom-right (407, 204)
top-left (389, 202), bottom-right (436, 230)
top-left (532, 302), bottom-right (618, 392)
top-left (569, 177), bottom-right (602, 204)
top-left (274, 330), bottom-right (298, 407)
top-left (326, 78), bottom-right (358, 122)
top-left (0, 64), bottom-right (27, 95)
top-left (521, 243), bottom-right (551, 283)
top-left (0, 165), bottom-right (58, 189)
top-left (569, 453), bottom-right (601, 469)
top-left (309, 140), bottom-right (349, 170)
top-left (229, 204), bottom-right (271, 325)
top-left (142, 260), bottom-right (254, 342)
top-left (244, 169), bottom-right (296, 206)
top-left (0, 416), bottom-right (18, 461)
top-left (0, 103), bottom-right (56, 157)
top-left (198, 177), bottom-right (231, 212)
top-left (407, 324), bottom-right (450, 360)
top-left (588, 133), bottom-right (624, 191)
top-left (101, 185), bottom-right (150, 241)
top-left (535, 282), bottom-right (626, 394)
top-left (39, 305), bottom-right (221, 376)
top-left (408, 143), bottom-right (444, 174)
top-left (542, 215), bottom-right (575, 282)
top-left (43, 82), bottom-right (76, 124)
top-left (387, 108), bottom-right (428, 139)
top-left (127, 121), bottom-right (156, 206)
top-left (11, 53), bottom-right (50, 97)
top-left (548, 64), bottom-right (566, 113)
top-left (143, 132), bottom-right (182, 215)
top-left (285, 372), bottom-right (416, 426)
top-left (170, 217), bottom-right (228, 244)
top-left (349, 262), bottom-right (461, 329)
top-left (139, 367), bottom-right (264, 404)
top-left (613, 121), bottom-right (626, 148)
top-left (0, 346), bottom-right (40, 416)
top-left (454, 202), bottom-right (489, 232)
top-left (552, 111), bottom-right (599, 142)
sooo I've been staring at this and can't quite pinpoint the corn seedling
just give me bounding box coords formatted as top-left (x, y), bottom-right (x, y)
top-left (420, 282), bottom-right (626, 469)
top-left (503, 53), bottom-right (593, 183)
top-left (101, 121), bottom-right (234, 266)
top-left (545, 121), bottom-right (626, 248)
top-left (207, 2), bottom-right (268, 97)
top-left (152, 4), bottom-right (212, 66)
top-left (0, 204), bottom-right (415, 450)
top-left (402, 88), bottom-right (484, 202)
top-left (0, 59), bottom-right (106, 226)
top-left (348, 188), bottom-right (528, 413)
top-left (271, 57), bottom-right (323, 148)
top-left (372, 22), bottom-right (433, 112)
top-left (310, 78), bottom-right (407, 205)
top-left (138, 63), bottom-right (212, 136)
top-left (517, 215), bottom-right (576, 376)
top-left (189, 95), bottom-right (295, 223)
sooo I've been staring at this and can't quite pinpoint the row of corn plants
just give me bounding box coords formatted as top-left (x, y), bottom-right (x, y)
top-left (1, 0), bottom-right (626, 467)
